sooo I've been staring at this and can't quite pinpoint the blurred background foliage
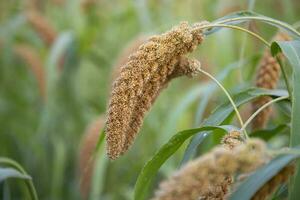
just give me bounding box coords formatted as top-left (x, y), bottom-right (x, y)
top-left (0, 0), bottom-right (300, 199)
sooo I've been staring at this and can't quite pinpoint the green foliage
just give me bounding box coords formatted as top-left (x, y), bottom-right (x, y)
top-left (134, 125), bottom-right (236, 200)
top-left (0, 168), bottom-right (31, 182)
top-left (271, 40), bottom-right (300, 200)
top-left (229, 150), bottom-right (300, 200)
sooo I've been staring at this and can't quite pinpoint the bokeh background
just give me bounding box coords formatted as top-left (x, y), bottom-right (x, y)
top-left (0, 0), bottom-right (300, 199)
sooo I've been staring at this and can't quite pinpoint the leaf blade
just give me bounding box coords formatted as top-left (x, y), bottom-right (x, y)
top-left (0, 168), bottom-right (31, 182)
top-left (271, 40), bottom-right (300, 200)
top-left (134, 125), bottom-right (237, 200)
top-left (205, 11), bottom-right (300, 39)
top-left (182, 88), bottom-right (288, 164)
top-left (229, 152), bottom-right (300, 200)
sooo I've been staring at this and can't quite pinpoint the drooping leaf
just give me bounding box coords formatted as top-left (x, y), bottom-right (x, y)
top-left (182, 88), bottom-right (288, 164)
top-left (271, 40), bottom-right (300, 200)
top-left (229, 150), bottom-right (300, 200)
top-left (205, 11), bottom-right (300, 39)
top-left (251, 124), bottom-right (289, 140)
top-left (134, 125), bottom-right (237, 200)
top-left (0, 168), bottom-right (31, 182)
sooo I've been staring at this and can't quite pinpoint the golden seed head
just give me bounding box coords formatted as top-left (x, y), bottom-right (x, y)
top-left (79, 116), bottom-right (104, 200)
top-left (252, 32), bottom-right (290, 130)
top-left (111, 36), bottom-right (147, 83)
top-left (152, 139), bottom-right (270, 200)
top-left (122, 56), bottom-right (202, 153)
top-left (105, 21), bottom-right (208, 159)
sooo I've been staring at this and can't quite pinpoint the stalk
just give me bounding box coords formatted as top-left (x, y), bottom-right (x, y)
top-left (216, 16), bottom-right (300, 38)
top-left (0, 158), bottom-right (38, 200)
top-left (199, 69), bottom-right (248, 139)
top-left (198, 24), bottom-right (270, 47)
top-left (237, 0), bottom-right (256, 82)
top-left (241, 95), bottom-right (289, 131)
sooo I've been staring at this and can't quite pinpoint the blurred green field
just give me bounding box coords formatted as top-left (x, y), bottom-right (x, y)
top-left (1, 0), bottom-right (300, 199)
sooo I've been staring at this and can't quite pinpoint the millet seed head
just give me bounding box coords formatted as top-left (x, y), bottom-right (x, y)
top-left (105, 21), bottom-right (208, 159)
top-left (151, 139), bottom-right (270, 200)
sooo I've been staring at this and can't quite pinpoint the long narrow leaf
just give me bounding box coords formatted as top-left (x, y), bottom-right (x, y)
top-left (182, 88), bottom-right (288, 164)
top-left (205, 11), bottom-right (300, 39)
top-left (134, 125), bottom-right (237, 200)
top-left (0, 168), bottom-right (31, 182)
top-left (271, 40), bottom-right (300, 200)
top-left (230, 151), bottom-right (300, 200)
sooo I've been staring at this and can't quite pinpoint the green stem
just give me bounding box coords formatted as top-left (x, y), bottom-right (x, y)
top-left (0, 158), bottom-right (38, 200)
top-left (236, 0), bottom-right (256, 82)
top-left (199, 69), bottom-right (248, 139)
top-left (198, 23), bottom-right (270, 47)
top-left (216, 16), bottom-right (300, 38)
top-left (241, 95), bottom-right (289, 131)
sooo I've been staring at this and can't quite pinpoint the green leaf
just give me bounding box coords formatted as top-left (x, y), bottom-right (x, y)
top-left (182, 88), bottom-right (288, 164)
top-left (206, 11), bottom-right (300, 39)
top-left (0, 167), bottom-right (31, 182)
top-left (271, 40), bottom-right (300, 200)
top-left (250, 124), bottom-right (289, 141)
top-left (46, 32), bottom-right (74, 91)
top-left (134, 125), bottom-right (237, 200)
top-left (229, 151), bottom-right (300, 200)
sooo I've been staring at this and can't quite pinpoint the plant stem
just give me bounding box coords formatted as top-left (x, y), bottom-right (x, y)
top-left (0, 158), bottom-right (39, 200)
top-left (240, 95), bottom-right (289, 131)
top-left (237, 0), bottom-right (256, 82)
top-left (198, 24), bottom-right (270, 47)
top-left (199, 69), bottom-right (248, 139)
top-left (216, 16), bottom-right (300, 38)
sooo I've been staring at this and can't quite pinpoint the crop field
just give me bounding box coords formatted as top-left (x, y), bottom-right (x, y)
top-left (1, 0), bottom-right (300, 200)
